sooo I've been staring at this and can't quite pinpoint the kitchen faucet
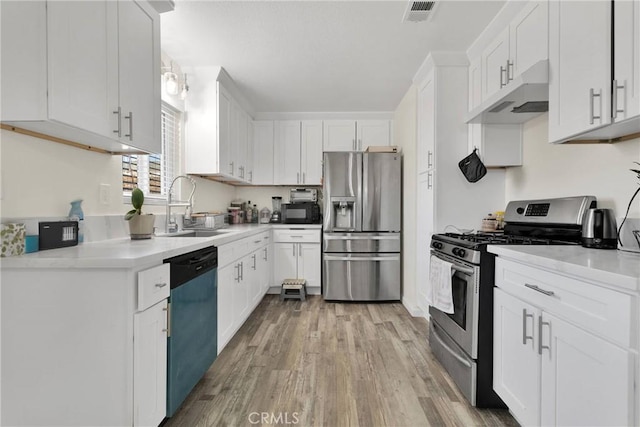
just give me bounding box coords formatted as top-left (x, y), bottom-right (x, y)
top-left (166, 175), bottom-right (197, 233)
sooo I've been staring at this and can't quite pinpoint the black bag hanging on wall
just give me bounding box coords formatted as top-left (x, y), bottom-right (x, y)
top-left (458, 148), bottom-right (487, 183)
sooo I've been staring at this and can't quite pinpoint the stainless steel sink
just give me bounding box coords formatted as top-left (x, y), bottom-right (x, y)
top-left (160, 229), bottom-right (233, 238)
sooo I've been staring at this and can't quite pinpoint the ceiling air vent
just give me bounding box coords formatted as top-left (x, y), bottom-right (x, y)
top-left (402, 1), bottom-right (438, 23)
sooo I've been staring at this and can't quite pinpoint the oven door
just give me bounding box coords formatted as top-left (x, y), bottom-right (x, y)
top-left (428, 251), bottom-right (480, 359)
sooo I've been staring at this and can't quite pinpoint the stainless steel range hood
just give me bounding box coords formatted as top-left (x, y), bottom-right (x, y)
top-left (466, 60), bottom-right (549, 124)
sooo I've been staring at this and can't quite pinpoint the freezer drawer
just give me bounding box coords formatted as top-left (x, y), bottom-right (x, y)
top-left (323, 232), bottom-right (401, 253)
top-left (323, 253), bottom-right (401, 301)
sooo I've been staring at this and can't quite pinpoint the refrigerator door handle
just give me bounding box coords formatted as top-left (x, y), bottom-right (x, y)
top-left (323, 255), bottom-right (400, 262)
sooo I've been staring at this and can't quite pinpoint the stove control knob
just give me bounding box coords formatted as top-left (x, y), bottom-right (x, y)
top-left (457, 248), bottom-right (466, 258)
top-left (432, 241), bottom-right (443, 249)
top-left (451, 247), bottom-right (461, 256)
top-left (516, 207), bottom-right (525, 215)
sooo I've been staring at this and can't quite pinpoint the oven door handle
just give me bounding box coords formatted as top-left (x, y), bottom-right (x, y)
top-left (431, 253), bottom-right (474, 276)
top-left (431, 323), bottom-right (472, 368)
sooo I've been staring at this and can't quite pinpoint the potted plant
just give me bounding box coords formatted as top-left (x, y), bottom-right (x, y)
top-left (125, 188), bottom-right (155, 239)
top-left (617, 162), bottom-right (640, 248)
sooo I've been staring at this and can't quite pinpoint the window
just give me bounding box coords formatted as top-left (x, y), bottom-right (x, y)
top-left (122, 102), bottom-right (180, 201)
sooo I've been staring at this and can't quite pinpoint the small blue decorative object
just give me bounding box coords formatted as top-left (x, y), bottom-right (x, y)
top-left (68, 199), bottom-right (84, 243)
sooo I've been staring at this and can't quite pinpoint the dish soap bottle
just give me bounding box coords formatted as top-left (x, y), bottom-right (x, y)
top-left (245, 200), bottom-right (253, 223)
top-left (68, 199), bottom-right (84, 243)
top-left (252, 204), bottom-right (259, 223)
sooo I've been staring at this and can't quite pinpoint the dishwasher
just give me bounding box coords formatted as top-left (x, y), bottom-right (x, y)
top-left (164, 245), bottom-right (218, 417)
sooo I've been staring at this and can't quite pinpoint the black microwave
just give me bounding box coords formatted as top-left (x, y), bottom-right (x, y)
top-left (282, 202), bottom-right (321, 224)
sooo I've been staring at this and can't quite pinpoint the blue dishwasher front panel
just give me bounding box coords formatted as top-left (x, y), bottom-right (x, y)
top-left (167, 268), bottom-right (217, 417)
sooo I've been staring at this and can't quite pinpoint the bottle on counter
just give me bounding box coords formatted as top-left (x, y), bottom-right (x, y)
top-left (245, 201), bottom-right (253, 223)
top-left (252, 204), bottom-right (259, 223)
top-left (68, 199), bottom-right (84, 243)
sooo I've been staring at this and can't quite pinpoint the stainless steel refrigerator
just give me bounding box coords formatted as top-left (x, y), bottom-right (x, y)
top-left (322, 151), bottom-right (401, 301)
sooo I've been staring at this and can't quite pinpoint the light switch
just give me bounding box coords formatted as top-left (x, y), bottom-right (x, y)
top-left (99, 184), bottom-right (110, 205)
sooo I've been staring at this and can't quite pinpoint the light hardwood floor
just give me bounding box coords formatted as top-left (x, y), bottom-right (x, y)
top-left (165, 295), bottom-right (517, 427)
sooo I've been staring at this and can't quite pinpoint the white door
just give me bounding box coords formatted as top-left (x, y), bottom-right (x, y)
top-left (273, 243), bottom-right (297, 286)
top-left (237, 108), bottom-right (249, 181)
top-left (301, 120), bottom-right (323, 185)
top-left (218, 86), bottom-right (233, 176)
top-left (549, 0), bottom-right (611, 143)
top-left (323, 120), bottom-right (356, 151)
top-left (509, 1), bottom-right (548, 78)
top-left (417, 72), bottom-right (435, 174)
top-left (468, 56), bottom-right (482, 111)
top-left (47, 1), bottom-right (119, 139)
top-left (251, 121), bottom-right (274, 185)
top-left (415, 172), bottom-right (432, 312)
top-left (117, 0), bottom-right (160, 153)
top-left (482, 27), bottom-right (510, 99)
top-left (297, 243), bottom-right (321, 289)
top-left (613, 0), bottom-right (640, 122)
top-left (493, 289), bottom-right (541, 427)
top-left (133, 300), bottom-right (167, 427)
top-left (356, 120), bottom-right (390, 151)
top-left (540, 312), bottom-right (634, 427)
top-left (217, 263), bottom-right (235, 353)
top-left (235, 259), bottom-right (250, 322)
top-left (274, 121), bottom-right (301, 185)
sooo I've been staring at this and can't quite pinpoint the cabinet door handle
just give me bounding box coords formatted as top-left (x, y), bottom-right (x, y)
top-left (302, 172), bottom-right (306, 184)
top-left (240, 261), bottom-right (244, 281)
top-left (263, 247), bottom-right (268, 261)
top-left (124, 111), bottom-right (133, 141)
top-left (229, 162), bottom-right (234, 175)
top-left (165, 303), bottom-right (171, 337)
top-left (235, 263), bottom-right (240, 282)
top-left (427, 171), bottom-right (433, 189)
top-left (506, 60), bottom-right (514, 82)
top-left (538, 315), bottom-right (551, 355)
top-left (522, 309), bottom-right (534, 344)
top-left (427, 150), bottom-right (433, 169)
top-left (113, 107), bottom-right (122, 137)
top-left (612, 79), bottom-right (625, 119)
top-left (252, 254), bottom-right (257, 270)
top-left (499, 65), bottom-right (506, 88)
top-left (155, 282), bottom-right (168, 288)
top-left (293, 244), bottom-right (296, 257)
top-left (525, 283), bottom-right (555, 296)
top-left (589, 88), bottom-right (602, 125)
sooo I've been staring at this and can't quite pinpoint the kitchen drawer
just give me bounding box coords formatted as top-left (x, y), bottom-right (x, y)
top-left (495, 257), bottom-right (633, 348)
top-left (218, 237), bottom-right (250, 268)
top-left (137, 263), bottom-right (170, 311)
top-left (248, 231), bottom-right (271, 252)
top-left (272, 228), bottom-right (320, 243)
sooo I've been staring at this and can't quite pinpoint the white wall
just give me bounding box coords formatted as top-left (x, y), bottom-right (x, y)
top-left (505, 114), bottom-right (640, 217)
top-left (393, 84), bottom-right (419, 315)
top-left (0, 129), bottom-right (236, 219)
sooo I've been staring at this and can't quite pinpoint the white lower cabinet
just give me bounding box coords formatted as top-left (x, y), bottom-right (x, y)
top-left (493, 258), bottom-right (635, 427)
top-left (133, 299), bottom-right (168, 427)
top-left (217, 231), bottom-right (271, 353)
top-left (272, 228), bottom-right (321, 290)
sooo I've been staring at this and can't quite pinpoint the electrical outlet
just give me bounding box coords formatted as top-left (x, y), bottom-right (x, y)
top-left (99, 184), bottom-right (110, 205)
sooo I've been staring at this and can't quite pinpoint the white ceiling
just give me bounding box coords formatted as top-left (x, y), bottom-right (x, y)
top-left (161, 1), bottom-right (505, 113)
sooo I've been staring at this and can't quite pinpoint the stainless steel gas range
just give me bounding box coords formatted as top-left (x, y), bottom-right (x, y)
top-left (428, 196), bottom-right (596, 408)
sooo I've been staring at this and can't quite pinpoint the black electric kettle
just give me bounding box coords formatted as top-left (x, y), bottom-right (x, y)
top-left (581, 208), bottom-right (617, 249)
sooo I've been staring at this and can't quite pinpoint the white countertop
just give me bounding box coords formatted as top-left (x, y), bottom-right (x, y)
top-left (0, 224), bottom-right (275, 269)
top-left (488, 245), bottom-right (640, 292)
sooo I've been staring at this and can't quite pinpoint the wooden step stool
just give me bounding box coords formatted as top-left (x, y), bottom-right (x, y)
top-left (280, 278), bottom-right (307, 301)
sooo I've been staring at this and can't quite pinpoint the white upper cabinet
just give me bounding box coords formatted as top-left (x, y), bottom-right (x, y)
top-left (323, 119), bottom-right (391, 152)
top-left (468, 56), bottom-right (483, 111)
top-left (417, 73), bottom-right (436, 175)
top-left (274, 120), bottom-right (302, 185)
top-left (548, 0), bottom-right (612, 143)
top-left (482, 27), bottom-right (511, 99)
top-left (117, 0), bottom-right (161, 153)
top-left (0, 0), bottom-right (160, 154)
top-left (323, 120), bottom-right (356, 151)
top-left (508, 1), bottom-right (548, 78)
top-left (273, 120), bottom-right (322, 185)
top-left (251, 121), bottom-right (275, 185)
top-left (613, 0), bottom-right (640, 124)
top-left (301, 120), bottom-right (323, 185)
top-left (185, 68), bottom-right (254, 182)
top-left (356, 120), bottom-right (391, 151)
